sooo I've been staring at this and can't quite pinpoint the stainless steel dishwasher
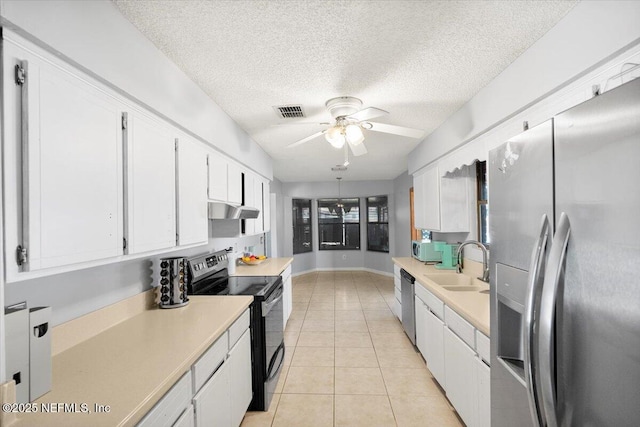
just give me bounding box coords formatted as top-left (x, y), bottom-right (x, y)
top-left (400, 269), bottom-right (416, 345)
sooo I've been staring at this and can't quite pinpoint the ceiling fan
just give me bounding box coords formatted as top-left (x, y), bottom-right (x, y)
top-left (285, 96), bottom-right (425, 157)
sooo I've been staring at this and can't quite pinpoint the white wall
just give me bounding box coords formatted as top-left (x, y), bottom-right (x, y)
top-left (393, 172), bottom-right (413, 258)
top-left (408, 0), bottom-right (640, 173)
top-left (0, 0), bottom-right (272, 179)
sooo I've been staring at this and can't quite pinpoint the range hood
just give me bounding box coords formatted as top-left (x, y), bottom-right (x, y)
top-left (208, 202), bottom-right (260, 220)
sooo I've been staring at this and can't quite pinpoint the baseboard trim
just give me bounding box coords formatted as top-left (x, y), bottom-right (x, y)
top-left (292, 267), bottom-right (393, 278)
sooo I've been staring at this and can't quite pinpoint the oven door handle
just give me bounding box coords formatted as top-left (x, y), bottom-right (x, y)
top-left (262, 288), bottom-right (284, 316)
top-left (266, 341), bottom-right (286, 382)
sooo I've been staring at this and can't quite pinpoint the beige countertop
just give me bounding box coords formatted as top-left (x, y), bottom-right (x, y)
top-left (232, 257), bottom-right (293, 277)
top-left (392, 257), bottom-right (490, 337)
top-left (13, 295), bottom-right (253, 427)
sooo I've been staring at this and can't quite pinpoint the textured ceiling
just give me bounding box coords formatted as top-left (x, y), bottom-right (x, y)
top-left (112, 0), bottom-right (576, 182)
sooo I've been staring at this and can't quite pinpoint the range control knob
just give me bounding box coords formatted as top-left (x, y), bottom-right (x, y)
top-left (160, 261), bottom-right (168, 268)
top-left (160, 295), bottom-right (169, 303)
top-left (160, 270), bottom-right (168, 277)
top-left (161, 278), bottom-right (169, 285)
top-left (161, 286), bottom-right (169, 294)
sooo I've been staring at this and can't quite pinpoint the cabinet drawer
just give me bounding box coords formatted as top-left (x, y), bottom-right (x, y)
top-left (476, 330), bottom-right (490, 365)
top-left (415, 283), bottom-right (444, 320)
top-left (393, 264), bottom-right (401, 278)
top-left (137, 372), bottom-right (192, 427)
top-left (192, 332), bottom-right (228, 394)
top-left (228, 308), bottom-right (250, 349)
top-left (445, 306), bottom-right (475, 349)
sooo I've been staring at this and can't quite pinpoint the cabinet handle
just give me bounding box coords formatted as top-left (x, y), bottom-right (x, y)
top-left (538, 212), bottom-right (571, 427)
top-left (18, 60), bottom-right (31, 268)
top-left (523, 214), bottom-right (550, 426)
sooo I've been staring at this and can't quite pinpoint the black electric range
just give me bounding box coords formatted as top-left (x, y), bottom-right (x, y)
top-left (187, 250), bottom-right (285, 412)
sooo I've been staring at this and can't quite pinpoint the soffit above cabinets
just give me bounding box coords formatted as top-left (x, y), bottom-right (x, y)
top-left (112, 0), bottom-right (577, 182)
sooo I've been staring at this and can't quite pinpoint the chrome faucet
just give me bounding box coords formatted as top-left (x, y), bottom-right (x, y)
top-left (456, 240), bottom-right (490, 283)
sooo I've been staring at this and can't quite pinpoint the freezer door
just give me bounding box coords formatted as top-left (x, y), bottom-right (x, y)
top-left (553, 78), bottom-right (640, 426)
top-left (489, 121), bottom-right (554, 427)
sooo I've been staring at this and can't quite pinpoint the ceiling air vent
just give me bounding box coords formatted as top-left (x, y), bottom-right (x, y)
top-left (273, 104), bottom-right (305, 119)
top-left (331, 165), bottom-right (348, 172)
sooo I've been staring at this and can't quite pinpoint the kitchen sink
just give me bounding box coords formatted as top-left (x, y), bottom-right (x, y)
top-left (423, 274), bottom-right (472, 287)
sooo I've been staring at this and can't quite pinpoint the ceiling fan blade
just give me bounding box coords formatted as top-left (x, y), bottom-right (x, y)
top-left (272, 122), bottom-right (332, 126)
top-left (367, 122), bottom-right (425, 139)
top-left (287, 131), bottom-right (326, 148)
top-left (348, 140), bottom-right (368, 156)
top-left (347, 107), bottom-right (389, 122)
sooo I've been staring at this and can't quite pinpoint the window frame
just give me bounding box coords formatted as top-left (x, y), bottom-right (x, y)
top-left (366, 195), bottom-right (389, 253)
top-left (476, 161), bottom-right (489, 247)
top-left (292, 198), bottom-right (313, 254)
top-left (317, 197), bottom-right (361, 251)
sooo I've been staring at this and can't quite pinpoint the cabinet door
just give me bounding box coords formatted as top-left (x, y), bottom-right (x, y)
top-left (475, 357), bottom-right (491, 427)
top-left (124, 111), bottom-right (176, 254)
top-left (413, 172), bottom-right (426, 230)
top-left (243, 172), bottom-right (255, 235)
top-left (424, 308), bottom-right (446, 387)
top-left (176, 137), bottom-right (208, 246)
top-left (173, 405), bottom-right (194, 427)
top-left (262, 180), bottom-right (271, 232)
top-left (422, 164), bottom-right (441, 231)
top-left (444, 328), bottom-right (478, 427)
top-left (253, 177), bottom-right (264, 234)
top-left (193, 361), bottom-right (231, 427)
top-left (415, 297), bottom-right (427, 359)
top-left (207, 151), bottom-right (228, 202)
top-left (283, 275), bottom-right (293, 326)
top-left (440, 171), bottom-right (470, 232)
top-left (227, 162), bottom-right (242, 205)
top-left (227, 329), bottom-right (252, 427)
top-left (15, 56), bottom-right (124, 271)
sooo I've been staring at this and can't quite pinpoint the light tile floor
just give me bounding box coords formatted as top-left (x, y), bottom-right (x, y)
top-left (241, 271), bottom-right (464, 427)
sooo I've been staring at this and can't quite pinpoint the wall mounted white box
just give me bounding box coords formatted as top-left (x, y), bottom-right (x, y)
top-left (5, 303), bottom-right (30, 403)
top-left (29, 307), bottom-right (52, 400)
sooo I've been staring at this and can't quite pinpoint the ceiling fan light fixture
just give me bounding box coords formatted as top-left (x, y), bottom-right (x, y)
top-left (325, 126), bottom-right (345, 148)
top-left (345, 124), bottom-right (364, 145)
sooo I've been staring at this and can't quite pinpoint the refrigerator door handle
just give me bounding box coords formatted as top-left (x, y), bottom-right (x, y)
top-left (538, 212), bottom-right (571, 427)
top-left (523, 214), bottom-right (551, 427)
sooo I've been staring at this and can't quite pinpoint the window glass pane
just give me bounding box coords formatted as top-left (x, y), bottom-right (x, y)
top-left (293, 199), bottom-right (312, 254)
top-left (318, 198), bottom-right (360, 250)
top-left (366, 195), bottom-right (389, 253)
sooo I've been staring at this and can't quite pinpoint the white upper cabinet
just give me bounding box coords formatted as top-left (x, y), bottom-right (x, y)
top-left (177, 136), bottom-right (209, 246)
top-left (253, 176), bottom-right (264, 234)
top-left (262, 180), bottom-right (271, 233)
top-left (124, 110), bottom-right (176, 254)
top-left (243, 171), bottom-right (255, 235)
top-left (227, 162), bottom-right (243, 205)
top-left (413, 162), bottom-right (470, 232)
top-left (207, 150), bottom-right (228, 202)
top-left (5, 44), bottom-right (124, 274)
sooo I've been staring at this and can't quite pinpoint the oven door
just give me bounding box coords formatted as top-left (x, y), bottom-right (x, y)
top-left (262, 281), bottom-right (285, 409)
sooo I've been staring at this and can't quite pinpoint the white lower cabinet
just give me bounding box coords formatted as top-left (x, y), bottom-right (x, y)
top-left (475, 356), bottom-right (491, 427)
top-left (137, 309), bottom-right (251, 427)
top-left (174, 405), bottom-right (195, 427)
top-left (228, 330), bottom-right (253, 427)
top-left (415, 296), bottom-right (427, 357)
top-left (282, 265), bottom-right (293, 326)
top-left (193, 360), bottom-right (231, 427)
top-left (424, 308), bottom-right (446, 387)
top-left (444, 327), bottom-right (478, 427)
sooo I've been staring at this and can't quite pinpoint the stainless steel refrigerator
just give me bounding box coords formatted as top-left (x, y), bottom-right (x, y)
top-left (489, 77), bottom-right (640, 427)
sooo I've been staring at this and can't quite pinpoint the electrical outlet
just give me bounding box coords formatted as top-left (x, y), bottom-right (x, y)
top-left (342, 254), bottom-right (347, 260)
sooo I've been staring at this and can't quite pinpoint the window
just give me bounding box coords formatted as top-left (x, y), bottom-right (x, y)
top-left (476, 161), bottom-right (490, 246)
top-left (367, 196), bottom-right (389, 252)
top-left (318, 198), bottom-right (360, 250)
top-left (292, 199), bottom-right (312, 254)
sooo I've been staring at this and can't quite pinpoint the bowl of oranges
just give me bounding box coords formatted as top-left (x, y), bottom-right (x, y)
top-left (240, 254), bottom-right (267, 265)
